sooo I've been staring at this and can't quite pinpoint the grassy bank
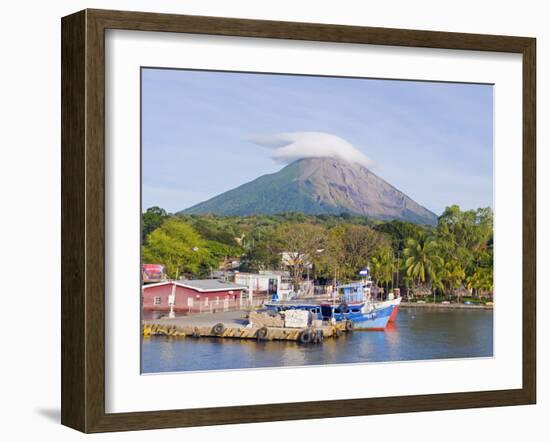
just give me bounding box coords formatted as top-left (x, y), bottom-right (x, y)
top-left (401, 302), bottom-right (493, 310)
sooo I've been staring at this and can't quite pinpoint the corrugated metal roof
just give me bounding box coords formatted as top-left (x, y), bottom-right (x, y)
top-left (176, 279), bottom-right (247, 292)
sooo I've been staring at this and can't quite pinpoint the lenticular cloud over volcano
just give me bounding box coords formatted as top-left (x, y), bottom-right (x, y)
top-left (248, 132), bottom-right (373, 168)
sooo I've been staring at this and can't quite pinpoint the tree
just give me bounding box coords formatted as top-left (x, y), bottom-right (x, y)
top-left (186, 215), bottom-right (241, 247)
top-left (466, 265), bottom-right (493, 298)
top-left (316, 225), bottom-right (387, 283)
top-left (437, 205), bottom-right (492, 259)
top-left (370, 247), bottom-right (394, 294)
top-left (339, 225), bottom-right (387, 280)
top-left (142, 219), bottom-right (208, 279)
top-left (142, 206), bottom-right (167, 241)
top-left (440, 259), bottom-right (466, 301)
top-left (374, 220), bottom-right (427, 253)
top-left (200, 240), bottom-right (244, 276)
top-left (403, 237), bottom-right (443, 290)
top-left (240, 228), bottom-right (282, 272)
top-left (436, 205), bottom-right (493, 300)
top-left (276, 223), bottom-right (326, 290)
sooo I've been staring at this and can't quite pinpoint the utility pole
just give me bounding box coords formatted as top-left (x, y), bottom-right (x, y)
top-left (168, 283), bottom-right (176, 319)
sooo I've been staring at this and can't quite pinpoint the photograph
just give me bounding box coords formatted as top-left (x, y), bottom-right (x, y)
top-left (140, 67), bottom-right (495, 374)
top-left (0, 0), bottom-right (542, 438)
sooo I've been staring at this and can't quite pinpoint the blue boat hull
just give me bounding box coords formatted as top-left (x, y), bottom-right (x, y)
top-left (335, 304), bottom-right (393, 331)
top-left (264, 301), bottom-right (393, 331)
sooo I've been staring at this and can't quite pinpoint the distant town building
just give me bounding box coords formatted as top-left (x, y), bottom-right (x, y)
top-left (233, 272), bottom-right (280, 298)
top-left (219, 256), bottom-right (241, 271)
top-left (233, 271), bottom-right (294, 300)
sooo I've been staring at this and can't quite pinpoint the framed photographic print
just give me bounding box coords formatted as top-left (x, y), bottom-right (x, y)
top-left (61, 9), bottom-right (536, 433)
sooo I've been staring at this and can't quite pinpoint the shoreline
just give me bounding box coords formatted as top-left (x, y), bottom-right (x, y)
top-left (401, 302), bottom-right (493, 310)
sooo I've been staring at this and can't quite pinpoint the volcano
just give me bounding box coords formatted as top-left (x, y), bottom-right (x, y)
top-left (180, 157), bottom-right (438, 225)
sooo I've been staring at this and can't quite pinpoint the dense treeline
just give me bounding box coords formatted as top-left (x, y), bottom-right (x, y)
top-left (142, 205), bottom-right (493, 300)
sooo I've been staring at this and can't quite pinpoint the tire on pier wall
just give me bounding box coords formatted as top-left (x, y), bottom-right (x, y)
top-left (298, 328), bottom-right (313, 344)
top-left (212, 323), bottom-right (225, 336)
top-left (256, 326), bottom-right (269, 341)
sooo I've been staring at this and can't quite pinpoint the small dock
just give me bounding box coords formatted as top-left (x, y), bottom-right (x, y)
top-left (142, 310), bottom-right (349, 344)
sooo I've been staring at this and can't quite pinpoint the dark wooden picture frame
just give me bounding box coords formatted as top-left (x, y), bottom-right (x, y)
top-left (61, 9), bottom-right (536, 433)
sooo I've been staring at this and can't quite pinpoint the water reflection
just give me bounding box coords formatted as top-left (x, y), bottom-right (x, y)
top-left (142, 307), bottom-right (493, 373)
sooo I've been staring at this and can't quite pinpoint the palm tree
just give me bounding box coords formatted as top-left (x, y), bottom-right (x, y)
top-left (466, 266), bottom-right (493, 299)
top-left (403, 237), bottom-right (443, 297)
top-left (441, 259), bottom-right (466, 302)
top-left (370, 248), bottom-right (393, 297)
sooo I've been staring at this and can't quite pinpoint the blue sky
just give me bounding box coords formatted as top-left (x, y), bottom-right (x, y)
top-left (142, 68), bottom-right (493, 216)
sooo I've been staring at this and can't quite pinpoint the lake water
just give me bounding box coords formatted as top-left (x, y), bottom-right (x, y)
top-left (141, 307), bottom-right (493, 373)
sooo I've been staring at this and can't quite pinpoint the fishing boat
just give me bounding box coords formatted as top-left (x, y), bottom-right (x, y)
top-left (359, 267), bottom-right (401, 324)
top-left (327, 282), bottom-right (393, 331)
top-left (375, 297), bottom-right (402, 323)
top-left (336, 275), bottom-right (402, 326)
top-left (265, 281), bottom-right (394, 331)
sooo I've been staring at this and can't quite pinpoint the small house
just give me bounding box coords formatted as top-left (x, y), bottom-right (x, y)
top-left (142, 279), bottom-right (248, 313)
top-left (233, 271), bottom-right (296, 301)
top-left (233, 272), bottom-right (279, 298)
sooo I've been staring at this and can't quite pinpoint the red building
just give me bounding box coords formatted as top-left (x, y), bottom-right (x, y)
top-left (142, 279), bottom-right (248, 313)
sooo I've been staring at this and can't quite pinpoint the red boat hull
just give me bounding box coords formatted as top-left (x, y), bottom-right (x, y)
top-left (389, 305), bottom-right (400, 322)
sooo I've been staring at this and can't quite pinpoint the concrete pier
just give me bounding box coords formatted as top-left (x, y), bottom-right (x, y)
top-left (142, 310), bottom-right (349, 343)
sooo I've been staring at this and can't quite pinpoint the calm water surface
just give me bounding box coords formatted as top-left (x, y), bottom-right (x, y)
top-left (141, 307), bottom-right (493, 373)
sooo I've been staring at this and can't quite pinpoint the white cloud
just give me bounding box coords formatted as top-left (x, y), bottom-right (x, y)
top-left (248, 132), bottom-right (373, 168)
